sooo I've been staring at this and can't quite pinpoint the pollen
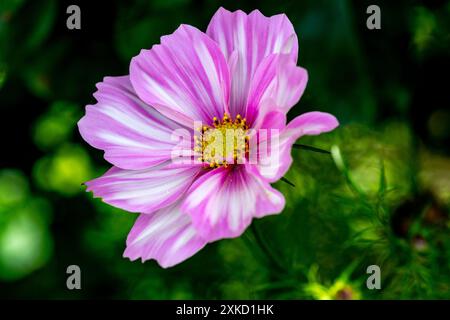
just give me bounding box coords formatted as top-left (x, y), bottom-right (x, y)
top-left (195, 113), bottom-right (249, 168)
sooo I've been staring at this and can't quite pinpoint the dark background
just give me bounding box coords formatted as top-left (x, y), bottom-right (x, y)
top-left (0, 0), bottom-right (449, 299)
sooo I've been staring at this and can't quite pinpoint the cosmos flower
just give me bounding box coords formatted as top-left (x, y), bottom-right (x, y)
top-left (78, 7), bottom-right (338, 268)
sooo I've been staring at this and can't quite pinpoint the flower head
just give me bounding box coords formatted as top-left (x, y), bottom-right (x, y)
top-left (78, 7), bottom-right (338, 268)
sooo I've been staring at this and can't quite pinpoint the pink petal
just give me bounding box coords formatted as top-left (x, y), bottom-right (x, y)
top-left (78, 76), bottom-right (191, 170)
top-left (283, 111), bottom-right (340, 137)
top-left (207, 8), bottom-right (298, 117)
top-left (181, 165), bottom-right (285, 241)
top-left (256, 112), bottom-right (339, 182)
top-left (124, 201), bottom-right (207, 268)
top-left (130, 24), bottom-right (230, 127)
top-left (85, 163), bottom-right (201, 214)
top-left (246, 54), bottom-right (308, 126)
top-left (258, 110), bottom-right (287, 131)
top-left (249, 98), bottom-right (287, 136)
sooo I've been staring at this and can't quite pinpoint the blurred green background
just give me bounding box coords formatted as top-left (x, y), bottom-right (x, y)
top-left (0, 0), bottom-right (449, 299)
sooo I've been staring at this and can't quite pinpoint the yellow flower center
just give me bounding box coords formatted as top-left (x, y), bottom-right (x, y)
top-left (195, 113), bottom-right (249, 168)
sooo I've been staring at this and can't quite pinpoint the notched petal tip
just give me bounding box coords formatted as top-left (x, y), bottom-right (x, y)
top-left (214, 6), bottom-right (244, 16)
top-left (123, 205), bottom-right (207, 268)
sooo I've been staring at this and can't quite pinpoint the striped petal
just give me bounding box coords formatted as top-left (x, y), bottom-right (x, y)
top-left (246, 54), bottom-right (308, 126)
top-left (130, 24), bottom-right (230, 127)
top-left (181, 165), bottom-right (285, 241)
top-left (78, 76), bottom-right (191, 170)
top-left (85, 163), bottom-right (200, 214)
top-left (207, 7), bottom-right (298, 117)
top-left (256, 112), bottom-right (339, 182)
top-left (124, 202), bottom-right (206, 268)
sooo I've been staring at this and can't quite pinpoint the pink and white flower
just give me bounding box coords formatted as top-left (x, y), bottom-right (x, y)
top-left (78, 8), bottom-right (338, 268)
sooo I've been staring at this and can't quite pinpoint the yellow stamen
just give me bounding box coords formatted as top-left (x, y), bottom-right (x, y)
top-left (195, 113), bottom-right (249, 168)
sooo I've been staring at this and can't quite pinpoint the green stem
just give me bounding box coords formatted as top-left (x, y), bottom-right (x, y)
top-left (293, 144), bottom-right (331, 154)
top-left (280, 176), bottom-right (295, 187)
